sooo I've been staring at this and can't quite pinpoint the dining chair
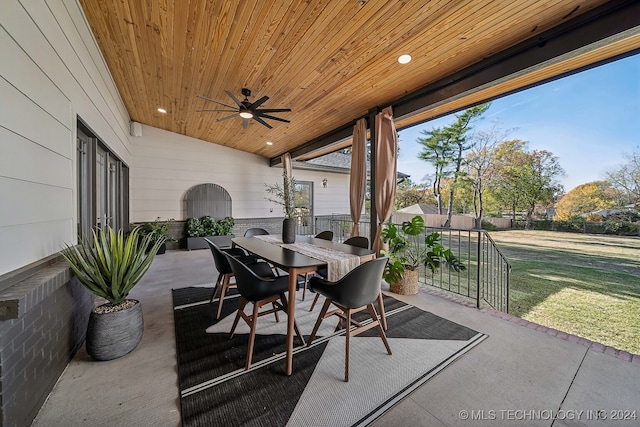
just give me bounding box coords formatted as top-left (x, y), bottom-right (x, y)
top-left (225, 253), bottom-right (305, 370)
top-left (300, 230), bottom-right (334, 301)
top-left (205, 238), bottom-right (257, 319)
top-left (244, 227), bottom-right (269, 237)
top-left (314, 230), bottom-right (334, 241)
top-left (308, 235), bottom-right (369, 310)
top-left (243, 227), bottom-right (281, 276)
top-left (306, 257), bottom-right (391, 382)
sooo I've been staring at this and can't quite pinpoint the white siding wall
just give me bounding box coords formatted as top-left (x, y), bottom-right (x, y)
top-left (0, 0), bottom-right (132, 276)
top-left (130, 125), bottom-right (351, 222)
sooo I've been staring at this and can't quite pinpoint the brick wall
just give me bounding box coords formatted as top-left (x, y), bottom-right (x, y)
top-left (0, 260), bottom-right (93, 427)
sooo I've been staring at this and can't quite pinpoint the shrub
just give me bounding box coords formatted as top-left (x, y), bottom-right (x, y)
top-left (556, 216), bottom-right (585, 233)
top-left (481, 220), bottom-right (498, 231)
top-left (186, 216), bottom-right (235, 237)
top-left (186, 217), bottom-right (204, 237)
top-left (603, 219), bottom-right (640, 236)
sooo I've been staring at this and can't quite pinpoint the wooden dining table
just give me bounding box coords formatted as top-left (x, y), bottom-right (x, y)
top-left (231, 235), bottom-right (377, 375)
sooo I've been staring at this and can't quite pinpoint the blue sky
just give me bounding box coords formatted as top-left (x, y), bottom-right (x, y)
top-left (397, 54), bottom-right (640, 192)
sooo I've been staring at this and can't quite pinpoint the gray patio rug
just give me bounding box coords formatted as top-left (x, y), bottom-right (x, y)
top-left (172, 284), bottom-right (487, 427)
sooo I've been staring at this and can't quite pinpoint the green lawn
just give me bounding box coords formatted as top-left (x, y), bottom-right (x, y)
top-left (488, 230), bottom-right (640, 354)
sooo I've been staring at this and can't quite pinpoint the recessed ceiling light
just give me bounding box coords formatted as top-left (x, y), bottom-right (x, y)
top-left (398, 54), bottom-right (412, 64)
top-left (157, 108), bottom-right (167, 113)
top-left (266, 141), bottom-right (273, 146)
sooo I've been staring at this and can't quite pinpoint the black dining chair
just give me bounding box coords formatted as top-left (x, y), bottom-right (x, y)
top-left (306, 257), bottom-right (391, 382)
top-left (300, 230), bottom-right (335, 301)
top-left (225, 253), bottom-right (305, 370)
top-left (205, 238), bottom-right (258, 319)
top-left (243, 227), bottom-right (281, 276)
top-left (308, 235), bottom-right (369, 310)
top-left (314, 230), bottom-right (334, 241)
top-left (244, 227), bottom-right (269, 237)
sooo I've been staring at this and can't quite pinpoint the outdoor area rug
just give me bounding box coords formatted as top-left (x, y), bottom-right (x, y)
top-left (172, 284), bottom-right (487, 427)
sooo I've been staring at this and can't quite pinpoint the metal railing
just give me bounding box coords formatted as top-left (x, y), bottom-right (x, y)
top-left (321, 215), bottom-right (511, 313)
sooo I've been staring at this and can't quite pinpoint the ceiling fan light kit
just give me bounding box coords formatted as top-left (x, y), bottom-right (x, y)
top-left (197, 88), bottom-right (290, 129)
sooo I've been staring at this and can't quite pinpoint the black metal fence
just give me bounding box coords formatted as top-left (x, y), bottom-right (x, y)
top-left (320, 215), bottom-right (511, 313)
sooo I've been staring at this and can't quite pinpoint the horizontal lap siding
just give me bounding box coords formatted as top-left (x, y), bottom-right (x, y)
top-left (130, 125), bottom-right (351, 222)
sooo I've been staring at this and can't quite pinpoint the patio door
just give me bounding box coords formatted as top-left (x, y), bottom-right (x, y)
top-left (77, 120), bottom-right (129, 238)
top-left (294, 181), bottom-right (313, 235)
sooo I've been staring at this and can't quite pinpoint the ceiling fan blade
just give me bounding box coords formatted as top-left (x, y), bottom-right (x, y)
top-left (196, 95), bottom-right (237, 110)
top-left (253, 116), bottom-right (273, 129)
top-left (242, 118), bottom-right (249, 129)
top-left (196, 109), bottom-right (237, 113)
top-left (250, 95), bottom-right (269, 109)
top-left (215, 113), bottom-right (239, 122)
top-left (225, 90), bottom-right (244, 108)
top-left (257, 113), bottom-right (290, 123)
top-left (255, 108), bottom-right (292, 113)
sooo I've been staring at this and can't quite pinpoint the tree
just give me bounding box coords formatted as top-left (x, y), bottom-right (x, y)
top-left (463, 123), bottom-right (511, 228)
top-left (554, 181), bottom-right (619, 220)
top-left (395, 180), bottom-right (432, 209)
top-left (605, 148), bottom-right (640, 205)
top-left (417, 104), bottom-right (490, 226)
top-left (519, 150), bottom-right (564, 227)
top-left (489, 139), bottom-right (530, 220)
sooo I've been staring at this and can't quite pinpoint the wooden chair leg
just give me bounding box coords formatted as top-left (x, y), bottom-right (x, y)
top-left (210, 272), bottom-right (223, 303)
top-left (216, 274), bottom-right (231, 319)
top-left (309, 293), bottom-right (320, 311)
top-left (229, 298), bottom-right (247, 338)
top-left (245, 301), bottom-right (261, 370)
top-left (307, 298), bottom-right (332, 346)
top-left (273, 303), bottom-right (280, 322)
top-left (345, 308), bottom-right (351, 382)
top-left (367, 303), bottom-right (392, 355)
top-left (377, 291), bottom-right (387, 330)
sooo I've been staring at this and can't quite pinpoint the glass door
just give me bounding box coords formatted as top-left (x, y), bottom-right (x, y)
top-left (294, 181), bottom-right (313, 235)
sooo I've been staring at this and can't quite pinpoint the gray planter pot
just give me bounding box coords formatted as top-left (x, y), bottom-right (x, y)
top-left (187, 235), bottom-right (234, 250)
top-left (282, 218), bottom-right (296, 243)
top-left (86, 300), bottom-right (144, 361)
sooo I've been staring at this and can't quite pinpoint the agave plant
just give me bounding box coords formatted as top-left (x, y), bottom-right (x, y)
top-left (61, 226), bottom-right (165, 306)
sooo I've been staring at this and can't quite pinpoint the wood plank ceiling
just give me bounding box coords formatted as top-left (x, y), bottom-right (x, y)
top-left (79, 0), bottom-right (638, 162)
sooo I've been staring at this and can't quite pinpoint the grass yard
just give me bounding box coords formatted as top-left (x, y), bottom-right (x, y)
top-left (488, 230), bottom-right (640, 354)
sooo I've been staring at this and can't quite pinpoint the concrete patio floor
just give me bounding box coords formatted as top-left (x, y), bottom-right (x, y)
top-left (33, 249), bottom-right (639, 426)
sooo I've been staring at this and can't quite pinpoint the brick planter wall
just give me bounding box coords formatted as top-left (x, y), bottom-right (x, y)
top-left (0, 258), bottom-right (94, 426)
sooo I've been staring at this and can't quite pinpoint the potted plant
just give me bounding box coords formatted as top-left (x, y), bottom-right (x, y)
top-left (265, 171), bottom-right (296, 243)
top-left (186, 215), bottom-right (235, 250)
top-left (61, 226), bottom-right (165, 360)
top-left (381, 215), bottom-right (465, 295)
top-left (143, 217), bottom-right (176, 254)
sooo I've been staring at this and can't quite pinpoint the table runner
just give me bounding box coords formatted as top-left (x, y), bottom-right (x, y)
top-left (254, 235), bottom-right (360, 281)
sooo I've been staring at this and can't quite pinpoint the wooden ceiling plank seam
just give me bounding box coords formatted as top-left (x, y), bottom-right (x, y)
top-left (187, 0), bottom-right (239, 136)
top-left (294, 1), bottom-right (471, 109)
top-left (307, 0), bottom-right (579, 117)
top-left (257, 1), bottom-right (347, 103)
top-left (188, 0), bottom-right (234, 134)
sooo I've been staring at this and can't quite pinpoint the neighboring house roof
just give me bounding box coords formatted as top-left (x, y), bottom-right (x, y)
top-left (398, 203), bottom-right (439, 215)
top-left (294, 151), bottom-right (410, 179)
top-left (586, 207), bottom-right (636, 217)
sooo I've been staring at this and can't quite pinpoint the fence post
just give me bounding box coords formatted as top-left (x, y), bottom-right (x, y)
top-left (476, 231), bottom-right (482, 309)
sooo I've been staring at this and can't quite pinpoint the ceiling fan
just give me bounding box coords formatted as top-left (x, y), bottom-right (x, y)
top-left (196, 88), bottom-right (291, 129)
